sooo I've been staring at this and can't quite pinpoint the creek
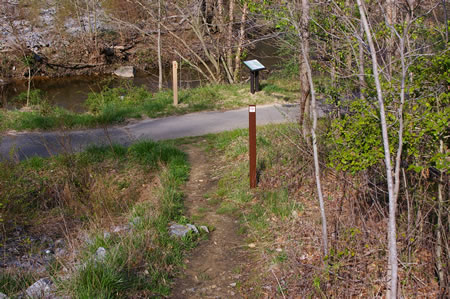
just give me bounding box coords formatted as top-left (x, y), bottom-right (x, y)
top-left (3, 40), bottom-right (281, 112)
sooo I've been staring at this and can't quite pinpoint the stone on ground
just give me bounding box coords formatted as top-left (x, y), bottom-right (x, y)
top-left (25, 278), bottom-right (53, 298)
top-left (114, 66), bottom-right (135, 78)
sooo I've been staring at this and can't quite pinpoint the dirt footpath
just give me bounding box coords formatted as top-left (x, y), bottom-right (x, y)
top-left (171, 143), bottom-right (250, 298)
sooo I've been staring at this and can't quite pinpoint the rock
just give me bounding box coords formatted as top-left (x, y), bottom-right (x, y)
top-left (230, 282), bottom-right (237, 287)
top-left (103, 232), bottom-right (111, 239)
top-left (199, 226), bottom-right (209, 233)
top-left (95, 247), bottom-right (106, 261)
top-left (248, 243), bottom-right (256, 248)
top-left (112, 225), bottom-right (130, 233)
top-left (169, 223), bottom-right (201, 238)
top-left (186, 224), bottom-right (199, 234)
top-left (26, 278), bottom-right (53, 298)
top-left (0, 292), bottom-right (8, 299)
top-left (114, 66), bottom-right (135, 78)
top-left (169, 224), bottom-right (191, 237)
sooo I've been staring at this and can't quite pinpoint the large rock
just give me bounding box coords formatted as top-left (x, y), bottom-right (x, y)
top-left (114, 66), bottom-right (135, 78)
top-left (26, 278), bottom-right (53, 298)
top-left (169, 223), bottom-right (203, 237)
top-left (0, 292), bottom-right (9, 299)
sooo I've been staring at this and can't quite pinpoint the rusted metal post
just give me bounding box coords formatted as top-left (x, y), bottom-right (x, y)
top-left (172, 61), bottom-right (178, 106)
top-left (249, 105), bottom-right (256, 188)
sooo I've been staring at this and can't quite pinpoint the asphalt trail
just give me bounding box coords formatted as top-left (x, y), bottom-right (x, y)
top-left (1, 104), bottom-right (299, 160)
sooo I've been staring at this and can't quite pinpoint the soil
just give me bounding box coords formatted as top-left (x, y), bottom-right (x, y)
top-left (171, 143), bottom-right (250, 298)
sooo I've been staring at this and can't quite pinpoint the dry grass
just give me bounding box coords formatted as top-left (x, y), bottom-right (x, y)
top-left (205, 123), bottom-right (442, 298)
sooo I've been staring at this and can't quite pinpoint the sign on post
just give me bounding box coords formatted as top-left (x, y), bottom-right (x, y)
top-left (172, 61), bottom-right (178, 106)
top-left (249, 105), bottom-right (256, 188)
top-left (243, 60), bottom-right (266, 94)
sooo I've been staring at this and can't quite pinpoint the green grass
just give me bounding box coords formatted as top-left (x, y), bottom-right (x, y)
top-left (1, 140), bottom-right (200, 298)
top-left (0, 77), bottom-right (298, 132)
top-left (203, 123), bottom-right (305, 235)
top-left (0, 271), bottom-right (35, 296)
top-left (58, 141), bottom-right (194, 298)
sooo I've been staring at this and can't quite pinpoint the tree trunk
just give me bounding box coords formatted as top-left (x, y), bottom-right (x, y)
top-left (357, 1), bottom-right (398, 297)
top-left (157, 0), bottom-right (163, 90)
top-left (233, 2), bottom-right (248, 82)
top-left (26, 66), bottom-right (31, 107)
top-left (226, 0), bottom-right (235, 82)
top-left (443, 0), bottom-right (449, 43)
top-left (386, 0), bottom-right (396, 80)
top-left (436, 141), bottom-right (445, 291)
top-left (299, 0), bottom-right (328, 257)
top-left (218, 0), bottom-right (224, 33)
top-left (358, 21), bottom-right (365, 99)
top-left (300, 41), bottom-right (328, 258)
top-left (299, 0), bottom-right (310, 138)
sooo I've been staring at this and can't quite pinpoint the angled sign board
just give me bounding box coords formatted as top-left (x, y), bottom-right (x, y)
top-left (243, 59), bottom-right (266, 72)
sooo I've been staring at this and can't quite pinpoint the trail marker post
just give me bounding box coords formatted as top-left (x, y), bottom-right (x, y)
top-left (172, 61), bottom-right (178, 106)
top-left (243, 60), bottom-right (265, 94)
top-left (249, 105), bottom-right (256, 188)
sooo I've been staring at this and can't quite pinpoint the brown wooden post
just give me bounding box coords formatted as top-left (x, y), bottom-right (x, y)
top-left (172, 61), bottom-right (178, 106)
top-left (249, 105), bottom-right (256, 188)
top-left (250, 72), bottom-right (255, 94)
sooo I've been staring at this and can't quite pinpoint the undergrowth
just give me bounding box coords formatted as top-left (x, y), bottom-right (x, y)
top-left (0, 140), bottom-right (197, 298)
top-left (203, 123), bottom-right (442, 297)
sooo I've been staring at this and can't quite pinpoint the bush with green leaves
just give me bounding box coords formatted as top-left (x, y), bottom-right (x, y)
top-left (326, 51), bottom-right (449, 175)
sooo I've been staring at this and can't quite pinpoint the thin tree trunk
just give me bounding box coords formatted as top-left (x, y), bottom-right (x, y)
top-left (357, 1), bottom-right (398, 297)
top-left (436, 140), bottom-right (444, 290)
top-left (300, 40), bottom-right (328, 257)
top-left (442, 0), bottom-right (448, 43)
top-left (299, 0), bottom-right (328, 257)
top-left (233, 2), bottom-right (248, 82)
top-left (358, 21), bottom-right (365, 99)
top-left (218, 0), bottom-right (224, 33)
top-left (299, 0), bottom-right (310, 138)
top-left (26, 66), bottom-right (31, 107)
top-left (157, 0), bottom-right (163, 90)
top-left (226, 0), bottom-right (235, 82)
top-left (386, 0), bottom-right (396, 80)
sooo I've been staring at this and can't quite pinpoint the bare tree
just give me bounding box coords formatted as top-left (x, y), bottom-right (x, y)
top-left (157, 0), bottom-right (163, 90)
top-left (299, 0), bottom-right (311, 138)
top-left (357, 0), bottom-right (398, 297)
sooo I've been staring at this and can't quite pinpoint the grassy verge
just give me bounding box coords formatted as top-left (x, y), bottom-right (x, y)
top-left (0, 76), bottom-right (298, 132)
top-left (200, 124), bottom-right (307, 296)
top-left (202, 123), bottom-right (441, 297)
top-left (0, 140), bottom-right (199, 298)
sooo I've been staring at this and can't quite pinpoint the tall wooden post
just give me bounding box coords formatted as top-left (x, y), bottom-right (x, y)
top-left (249, 105), bottom-right (256, 188)
top-left (172, 61), bottom-right (178, 106)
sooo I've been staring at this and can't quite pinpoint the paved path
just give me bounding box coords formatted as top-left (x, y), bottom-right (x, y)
top-left (0, 104), bottom-right (298, 160)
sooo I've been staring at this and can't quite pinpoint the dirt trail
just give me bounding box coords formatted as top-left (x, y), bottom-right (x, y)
top-left (171, 143), bottom-right (249, 298)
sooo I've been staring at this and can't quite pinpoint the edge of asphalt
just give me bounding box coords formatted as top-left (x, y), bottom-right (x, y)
top-left (1, 104), bottom-right (299, 160)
